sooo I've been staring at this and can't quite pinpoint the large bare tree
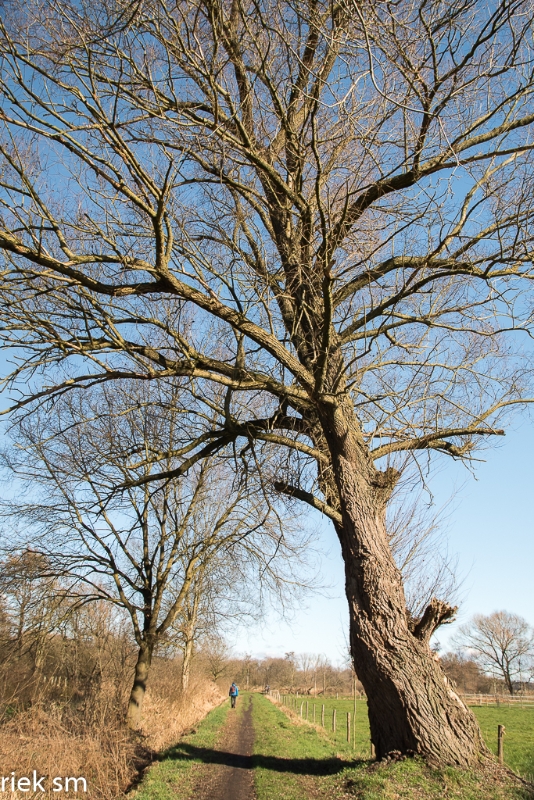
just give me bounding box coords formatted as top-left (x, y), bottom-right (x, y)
top-left (2, 0), bottom-right (534, 762)
top-left (455, 611), bottom-right (534, 696)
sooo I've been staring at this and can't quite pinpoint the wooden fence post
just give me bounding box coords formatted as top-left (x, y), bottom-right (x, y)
top-left (300, 702), bottom-right (304, 718)
top-left (321, 704), bottom-right (325, 727)
top-left (347, 712), bottom-right (351, 743)
top-left (498, 725), bottom-right (505, 765)
top-left (353, 673), bottom-right (357, 741)
top-left (370, 740), bottom-right (376, 759)
top-left (306, 701), bottom-right (309, 721)
top-left (332, 708), bottom-right (337, 732)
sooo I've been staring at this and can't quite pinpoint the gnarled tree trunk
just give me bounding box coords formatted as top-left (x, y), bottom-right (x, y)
top-left (318, 400), bottom-right (488, 764)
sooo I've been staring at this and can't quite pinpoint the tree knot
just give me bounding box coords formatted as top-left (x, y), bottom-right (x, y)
top-left (408, 598), bottom-right (458, 645)
top-left (371, 466), bottom-right (400, 504)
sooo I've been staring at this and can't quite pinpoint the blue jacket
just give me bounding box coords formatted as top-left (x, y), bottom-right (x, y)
top-left (229, 684), bottom-right (239, 696)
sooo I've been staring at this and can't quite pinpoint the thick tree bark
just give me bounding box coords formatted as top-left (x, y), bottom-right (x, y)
top-left (126, 643), bottom-right (152, 729)
top-left (318, 400), bottom-right (488, 765)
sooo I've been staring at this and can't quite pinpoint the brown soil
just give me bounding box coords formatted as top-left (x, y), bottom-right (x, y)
top-left (191, 696), bottom-right (255, 800)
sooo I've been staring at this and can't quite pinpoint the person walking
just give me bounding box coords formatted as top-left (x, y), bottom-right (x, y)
top-left (229, 682), bottom-right (239, 708)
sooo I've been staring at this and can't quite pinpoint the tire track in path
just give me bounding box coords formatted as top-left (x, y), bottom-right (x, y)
top-left (190, 694), bottom-right (255, 800)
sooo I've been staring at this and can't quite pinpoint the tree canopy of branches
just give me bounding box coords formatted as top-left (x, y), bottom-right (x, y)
top-left (455, 611), bottom-right (534, 696)
top-left (1, 381), bottom-right (310, 725)
top-left (2, 0), bottom-right (534, 763)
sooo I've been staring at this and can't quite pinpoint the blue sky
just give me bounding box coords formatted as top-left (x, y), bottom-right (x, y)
top-left (233, 417), bottom-right (534, 664)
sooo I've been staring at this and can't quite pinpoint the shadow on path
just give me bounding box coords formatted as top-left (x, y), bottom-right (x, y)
top-left (163, 742), bottom-right (363, 776)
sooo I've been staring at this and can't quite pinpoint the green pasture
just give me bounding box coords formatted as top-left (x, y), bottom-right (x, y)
top-left (281, 694), bottom-right (371, 758)
top-left (472, 705), bottom-right (534, 781)
top-left (261, 694), bottom-right (532, 799)
top-left (281, 694), bottom-right (534, 778)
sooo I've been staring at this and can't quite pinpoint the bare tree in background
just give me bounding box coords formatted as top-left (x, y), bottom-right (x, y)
top-left (203, 636), bottom-right (232, 683)
top-left (455, 612), bottom-right (534, 696)
top-left (297, 653), bottom-right (316, 693)
top-left (2, 0), bottom-right (534, 762)
top-left (172, 575), bottom-right (204, 692)
top-left (162, 551), bottom-right (260, 691)
top-left (284, 651), bottom-right (296, 692)
top-left (439, 653), bottom-right (491, 695)
top-left (1, 383), bottom-right (310, 726)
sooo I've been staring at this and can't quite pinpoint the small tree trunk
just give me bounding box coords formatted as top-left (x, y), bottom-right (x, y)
top-left (181, 636), bottom-right (194, 691)
top-left (319, 401), bottom-right (488, 765)
top-left (32, 637), bottom-right (47, 675)
top-left (504, 669), bottom-right (514, 696)
top-left (126, 643), bottom-right (152, 729)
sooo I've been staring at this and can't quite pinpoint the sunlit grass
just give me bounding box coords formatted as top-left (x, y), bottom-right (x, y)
top-left (282, 693), bottom-right (534, 778)
top-left (472, 705), bottom-right (534, 781)
top-left (132, 699), bottom-right (230, 800)
top-left (280, 694), bottom-right (371, 758)
top-left (132, 693), bottom-right (533, 800)
top-left (268, 694), bottom-right (534, 799)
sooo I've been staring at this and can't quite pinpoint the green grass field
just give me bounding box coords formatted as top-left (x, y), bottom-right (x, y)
top-left (472, 705), bottom-right (534, 781)
top-left (281, 694), bottom-right (371, 758)
top-left (281, 694), bottom-right (534, 779)
top-left (260, 695), bottom-right (533, 799)
top-left (253, 693), bottom-right (348, 800)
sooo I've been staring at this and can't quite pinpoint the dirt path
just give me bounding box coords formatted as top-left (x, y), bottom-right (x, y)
top-left (190, 695), bottom-right (255, 800)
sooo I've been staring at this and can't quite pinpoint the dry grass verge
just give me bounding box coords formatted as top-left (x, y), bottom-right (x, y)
top-left (140, 666), bottom-right (224, 752)
top-left (0, 660), bottom-right (223, 799)
top-left (0, 704), bottom-right (136, 800)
